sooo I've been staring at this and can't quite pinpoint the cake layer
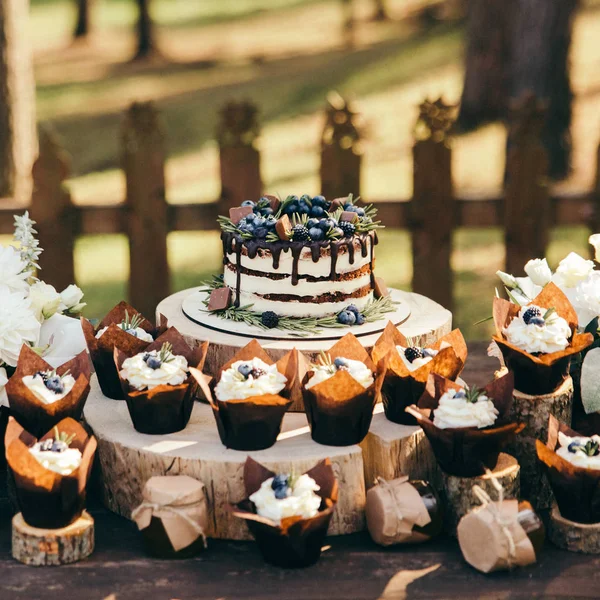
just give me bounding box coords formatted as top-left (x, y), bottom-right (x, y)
top-left (235, 290), bottom-right (375, 318)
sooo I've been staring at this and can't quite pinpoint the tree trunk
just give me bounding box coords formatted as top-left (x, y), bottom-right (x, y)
top-left (73, 0), bottom-right (94, 38)
top-left (134, 0), bottom-right (155, 60)
top-left (509, 0), bottom-right (578, 180)
top-left (0, 0), bottom-right (36, 201)
top-left (457, 0), bottom-right (514, 130)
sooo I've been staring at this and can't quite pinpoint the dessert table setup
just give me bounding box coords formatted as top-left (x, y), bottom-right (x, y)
top-left (3, 200), bottom-right (600, 599)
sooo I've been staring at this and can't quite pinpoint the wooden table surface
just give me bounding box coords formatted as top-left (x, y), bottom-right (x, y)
top-left (1, 342), bottom-right (598, 600)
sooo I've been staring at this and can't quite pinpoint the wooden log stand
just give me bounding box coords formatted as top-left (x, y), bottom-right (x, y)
top-left (505, 375), bottom-right (573, 510)
top-left (12, 511), bottom-right (94, 566)
top-left (548, 504), bottom-right (600, 554)
top-left (441, 453), bottom-right (520, 536)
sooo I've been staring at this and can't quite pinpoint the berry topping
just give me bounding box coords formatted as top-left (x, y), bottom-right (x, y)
top-left (291, 224), bottom-right (310, 242)
top-left (51, 440), bottom-right (69, 453)
top-left (338, 220), bottom-right (356, 237)
top-left (45, 375), bottom-right (65, 394)
top-left (312, 195), bottom-right (327, 207)
top-left (125, 328), bottom-right (138, 337)
top-left (355, 313), bottom-right (365, 326)
top-left (261, 311), bottom-right (280, 329)
top-left (254, 227), bottom-right (268, 239)
top-left (307, 218), bottom-right (320, 229)
top-left (238, 364), bottom-right (252, 378)
top-left (454, 389), bottom-right (467, 399)
top-left (346, 304), bottom-right (360, 317)
top-left (249, 368), bottom-right (266, 379)
top-left (568, 441), bottom-right (581, 453)
top-left (522, 306), bottom-right (542, 324)
top-left (146, 356), bottom-right (162, 370)
top-left (334, 357), bottom-right (349, 369)
top-left (310, 206), bottom-right (325, 218)
top-left (308, 227), bottom-right (325, 241)
top-left (38, 438), bottom-right (54, 452)
top-left (337, 309), bottom-right (357, 325)
top-left (404, 347), bottom-right (423, 363)
top-left (271, 474), bottom-right (289, 490)
top-left (241, 200), bottom-right (255, 208)
top-left (529, 317), bottom-right (546, 327)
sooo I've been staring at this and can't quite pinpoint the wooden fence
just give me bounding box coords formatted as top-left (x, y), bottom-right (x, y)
top-left (0, 92), bottom-right (597, 318)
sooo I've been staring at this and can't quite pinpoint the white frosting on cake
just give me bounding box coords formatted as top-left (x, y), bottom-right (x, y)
top-left (433, 388), bottom-right (499, 429)
top-left (214, 358), bottom-right (287, 401)
top-left (96, 324), bottom-right (153, 342)
top-left (306, 357), bottom-right (374, 389)
top-left (503, 304), bottom-right (570, 354)
top-left (22, 372), bottom-right (76, 404)
top-left (120, 350), bottom-right (189, 390)
top-left (556, 432), bottom-right (600, 470)
top-left (249, 474), bottom-right (322, 524)
top-left (29, 444), bottom-right (82, 475)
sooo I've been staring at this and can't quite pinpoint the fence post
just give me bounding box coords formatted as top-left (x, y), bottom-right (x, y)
top-left (504, 93), bottom-right (549, 276)
top-left (217, 101), bottom-right (261, 210)
top-left (320, 91), bottom-right (363, 199)
top-left (410, 98), bottom-right (455, 311)
top-left (29, 125), bottom-right (76, 292)
top-left (122, 101), bottom-right (169, 318)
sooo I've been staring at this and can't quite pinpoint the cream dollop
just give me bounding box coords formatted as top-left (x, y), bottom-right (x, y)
top-left (22, 371), bottom-right (76, 404)
top-left (433, 388), bottom-right (499, 429)
top-left (120, 349), bottom-right (189, 390)
top-left (29, 444), bottom-right (82, 476)
top-left (214, 358), bottom-right (287, 401)
top-left (395, 341), bottom-right (451, 372)
top-left (96, 324), bottom-right (153, 342)
top-left (556, 432), bottom-right (600, 470)
top-left (306, 356), bottom-right (374, 389)
top-left (503, 304), bottom-right (571, 354)
top-left (249, 474), bottom-right (322, 524)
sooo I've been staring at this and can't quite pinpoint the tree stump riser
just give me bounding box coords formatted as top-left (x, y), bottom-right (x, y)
top-left (548, 505), bottom-right (600, 554)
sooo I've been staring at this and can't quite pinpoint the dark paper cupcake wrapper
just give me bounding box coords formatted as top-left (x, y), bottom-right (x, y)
top-left (537, 415), bottom-right (600, 524)
top-left (5, 417), bottom-right (96, 529)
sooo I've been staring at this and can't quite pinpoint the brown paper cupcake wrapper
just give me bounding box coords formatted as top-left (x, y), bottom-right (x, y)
top-left (492, 283), bottom-right (593, 395)
top-left (299, 333), bottom-right (385, 446)
top-left (190, 340), bottom-right (298, 451)
top-left (115, 332), bottom-right (209, 435)
top-left (5, 416), bottom-right (97, 528)
top-left (407, 372), bottom-right (524, 477)
top-left (372, 324), bottom-right (467, 425)
top-left (231, 457), bottom-right (338, 568)
top-left (5, 346), bottom-right (92, 438)
top-left (82, 301), bottom-right (168, 399)
top-left (536, 415), bottom-right (600, 524)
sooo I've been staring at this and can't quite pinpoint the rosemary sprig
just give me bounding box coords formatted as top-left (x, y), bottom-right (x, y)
top-left (158, 342), bottom-right (175, 363)
top-left (543, 307), bottom-right (556, 321)
top-left (361, 295), bottom-right (398, 321)
top-left (314, 350), bottom-right (336, 373)
top-left (582, 440), bottom-right (600, 457)
top-left (121, 310), bottom-right (143, 331)
top-left (266, 231), bottom-right (280, 243)
top-left (53, 426), bottom-right (75, 446)
top-left (464, 385), bottom-right (483, 404)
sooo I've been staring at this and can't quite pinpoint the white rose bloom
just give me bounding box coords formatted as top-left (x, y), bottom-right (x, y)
top-left (524, 258), bottom-right (553, 287)
top-left (496, 270), bottom-right (518, 289)
top-left (553, 252), bottom-right (595, 289)
top-left (571, 271), bottom-right (600, 328)
top-left (0, 286), bottom-right (41, 367)
top-left (589, 234), bottom-right (600, 262)
top-left (28, 281), bottom-right (62, 322)
top-left (0, 245), bottom-right (29, 294)
top-left (58, 284), bottom-right (86, 314)
top-left (0, 366), bottom-right (8, 408)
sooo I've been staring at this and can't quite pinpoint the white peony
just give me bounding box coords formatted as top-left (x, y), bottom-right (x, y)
top-left (0, 245), bottom-right (29, 294)
top-left (58, 284), bottom-right (86, 315)
top-left (524, 258), bottom-right (553, 287)
top-left (571, 271), bottom-right (600, 328)
top-left (28, 281), bottom-right (61, 322)
top-left (0, 366), bottom-right (7, 408)
top-left (553, 252), bottom-right (595, 289)
top-left (590, 234), bottom-right (600, 262)
top-left (0, 286), bottom-right (41, 367)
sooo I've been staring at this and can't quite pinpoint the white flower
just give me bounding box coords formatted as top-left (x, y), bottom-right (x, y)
top-left (58, 284), bottom-right (86, 315)
top-left (0, 245), bottom-right (29, 294)
top-left (590, 234), bottom-right (600, 262)
top-left (0, 286), bottom-right (41, 367)
top-left (553, 252), bottom-right (595, 288)
top-left (571, 271), bottom-right (600, 328)
top-left (0, 366), bottom-right (8, 408)
top-left (524, 258), bottom-right (553, 287)
top-left (28, 281), bottom-right (61, 322)
top-left (496, 271), bottom-right (518, 289)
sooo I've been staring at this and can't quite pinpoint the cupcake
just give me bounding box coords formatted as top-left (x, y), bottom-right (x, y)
top-left (191, 340), bottom-right (297, 451)
top-left (5, 416), bottom-right (96, 528)
top-left (115, 328), bottom-right (209, 435)
top-left (301, 333), bottom-right (385, 446)
top-left (81, 301), bottom-right (168, 399)
top-left (406, 371), bottom-right (523, 477)
top-left (231, 456), bottom-right (338, 568)
top-left (492, 283), bottom-right (593, 395)
top-left (371, 323), bottom-right (467, 424)
top-left (5, 345), bottom-right (91, 438)
top-left (537, 415), bottom-right (600, 524)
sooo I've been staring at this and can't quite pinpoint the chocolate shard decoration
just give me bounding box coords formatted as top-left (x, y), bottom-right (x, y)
top-left (275, 215), bottom-right (292, 241)
top-left (264, 194), bottom-right (281, 212)
top-left (374, 277), bottom-right (389, 299)
top-left (340, 210), bottom-right (359, 223)
top-left (229, 206), bottom-right (253, 224)
top-left (330, 197), bottom-right (346, 210)
top-left (207, 287), bottom-right (232, 312)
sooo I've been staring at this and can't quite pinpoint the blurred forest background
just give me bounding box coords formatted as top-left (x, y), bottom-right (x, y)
top-left (2, 0), bottom-right (599, 337)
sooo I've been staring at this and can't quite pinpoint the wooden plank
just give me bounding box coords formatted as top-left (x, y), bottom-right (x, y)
top-left (122, 102), bottom-right (170, 318)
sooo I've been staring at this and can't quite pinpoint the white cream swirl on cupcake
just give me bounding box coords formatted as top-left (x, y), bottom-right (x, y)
top-left (556, 432), bottom-right (600, 470)
top-left (503, 304), bottom-right (570, 354)
top-left (22, 370), bottom-right (76, 404)
top-left (250, 472), bottom-right (322, 524)
top-left (215, 358), bottom-right (287, 401)
top-left (29, 430), bottom-right (82, 476)
top-left (96, 311), bottom-right (153, 342)
top-left (433, 387), bottom-right (499, 429)
top-left (306, 353), bottom-right (374, 389)
top-left (120, 342), bottom-right (189, 391)
top-left (395, 341), bottom-right (451, 372)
